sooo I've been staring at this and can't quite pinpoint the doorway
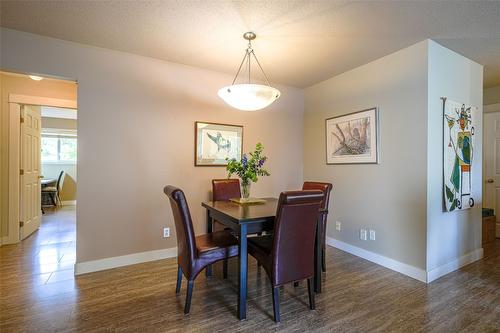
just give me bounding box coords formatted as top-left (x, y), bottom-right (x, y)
top-left (1, 71), bottom-right (78, 285)
top-left (483, 103), bottom-right (500, 239)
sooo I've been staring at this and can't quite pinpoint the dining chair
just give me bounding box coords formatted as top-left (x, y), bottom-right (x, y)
top-left (164, 185), bottom-right (239, 314)
top-left (41, 171), bottom-right (65, 207)
top-left (302, 181), bottom-right (333, 272)
top-left (247, 190), bottom-right (324, 322)
top-left (211, 179), bottom-right (241, 278)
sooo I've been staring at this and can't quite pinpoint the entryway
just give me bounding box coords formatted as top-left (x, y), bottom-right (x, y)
top-left (483, 103), bottom-right (500, 243)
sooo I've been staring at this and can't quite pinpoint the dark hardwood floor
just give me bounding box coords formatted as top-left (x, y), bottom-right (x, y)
top-left (1, 210), bottom-right (499, 332)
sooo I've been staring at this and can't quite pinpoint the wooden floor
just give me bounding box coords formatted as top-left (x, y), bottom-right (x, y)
top-left (1, 209), bottom-right (499, 332)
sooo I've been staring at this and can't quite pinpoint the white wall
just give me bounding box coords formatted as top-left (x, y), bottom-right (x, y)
top-left (0, 28), bottom-right (304, 264)
top-left (426, 41), bottom-right (483, 280)
top-left (304, 41), bottom-right (429, 272)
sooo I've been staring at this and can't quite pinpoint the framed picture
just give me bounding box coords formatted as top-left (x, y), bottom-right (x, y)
top-left (325, 108), bottom-right (379, 164)
top-left (195, 121), bottom-right (243, 166)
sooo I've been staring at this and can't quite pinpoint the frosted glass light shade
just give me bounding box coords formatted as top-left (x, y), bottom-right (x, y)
top-left (218, 84), bottom-right (280, 111)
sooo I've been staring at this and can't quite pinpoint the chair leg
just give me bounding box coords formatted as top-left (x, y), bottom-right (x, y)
top-left (184, 280), bottom-right (194, 314)
top-left (176, 266), bottom-right (182, 295)
top-left (322, 248), bottom-right (326, 273)
top-left (272, 286), bottom-right (280, 322)
top-left (307, 278), bottom-right (315, 310)
top-left (223, 258), bottom-right (228, 279)
top-left (49, 193), bottom-right (57, 206)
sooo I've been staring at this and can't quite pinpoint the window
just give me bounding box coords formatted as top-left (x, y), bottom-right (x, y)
top-left (41, 131), bottom-right (77, 163)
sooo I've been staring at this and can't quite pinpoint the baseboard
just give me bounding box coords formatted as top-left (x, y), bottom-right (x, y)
top-left (326, 237), bottom-right (427, 283)
top-left (61, 200), bottom-right (76, 206)
top-left (426, 248), bottom-right (483, 283)
top-left (75, 247), bottom-right (178, 275)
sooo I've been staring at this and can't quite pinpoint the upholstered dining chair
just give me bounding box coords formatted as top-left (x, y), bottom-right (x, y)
top-left (211, 179), bottom-right (241, 278)
top-left (247, 190), bottom-right (324, 322)
top-left (302, 181), bottom-right (333, 272)
top-left (164, 185), bottom-right (239, 314)
top-left (41, 171), bottom-right (65, 207)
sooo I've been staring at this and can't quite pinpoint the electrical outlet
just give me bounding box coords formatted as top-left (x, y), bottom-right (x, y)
top-left (369, 229), bottom-right (376, 240)
top-left (335, 221), bottom-right (342, 231)
top-left (163, 227), bottom-right (170, 238)
top-left (360, 228), bottom-right (367, 240)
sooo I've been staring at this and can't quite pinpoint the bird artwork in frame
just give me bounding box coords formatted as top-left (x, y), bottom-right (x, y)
top-left (195, 121), bottom-right (243, 166)
top-left (325, 108), bottom-right (379, 164)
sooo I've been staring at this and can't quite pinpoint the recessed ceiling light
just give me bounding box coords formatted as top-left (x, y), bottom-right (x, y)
top-left (29, 75), bottom-right (43, 81)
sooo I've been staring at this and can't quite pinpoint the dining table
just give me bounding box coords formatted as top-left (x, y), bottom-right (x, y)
top-left (41, 178), bottom-right (57, 187)
top-left (202, 198), bottom-right (325, 320)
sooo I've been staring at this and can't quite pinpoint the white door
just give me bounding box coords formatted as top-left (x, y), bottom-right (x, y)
top-left (484, 111), bottom-right (500, 237)
top-left (19, 105), bottom-right (42, 240)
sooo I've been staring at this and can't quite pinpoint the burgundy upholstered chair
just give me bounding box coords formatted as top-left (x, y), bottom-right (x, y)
top-left (247, 190), bottom-right (324, 322)
top-left (302, 181), bottom-right (333, 272)
top-left (210, 179), bottom-right (241, 278)
top-left (164, 185), bottom-right (238, 314)
top-left (212, 179), bottom-right (241, 202)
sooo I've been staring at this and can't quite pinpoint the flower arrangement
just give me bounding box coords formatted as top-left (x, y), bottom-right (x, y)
top-left (226, 143), bottom-right (270, 198)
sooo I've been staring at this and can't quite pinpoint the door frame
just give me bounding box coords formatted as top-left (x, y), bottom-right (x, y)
top-left (483, 103), bottom-right (500, 218)
top-left (6, 94), bottom-right (77, 244)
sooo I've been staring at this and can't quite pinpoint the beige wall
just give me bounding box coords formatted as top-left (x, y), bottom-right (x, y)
top-left (0, 29), bottom-right (304, 262)
top-left (42, 116), bottom-right (77, 130)
top-left (426, 41), bottom-right (483, 273)
top-left (304, 41), bottom-right (429, 270)
top-left (484, 85), bottom-right (500, 106)
top-left (0, 71), bottom-right (76, 240)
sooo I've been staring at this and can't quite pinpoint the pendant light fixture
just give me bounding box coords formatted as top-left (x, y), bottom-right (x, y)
top-left (218, 32), bottom-right (280, 111)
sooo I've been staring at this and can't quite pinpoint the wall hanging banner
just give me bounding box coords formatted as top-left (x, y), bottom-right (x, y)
top-left (442, 98), bottom-right (477, 212)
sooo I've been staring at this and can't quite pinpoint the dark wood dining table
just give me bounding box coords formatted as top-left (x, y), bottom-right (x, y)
top-left (202, 198), bottom-right (324, 320)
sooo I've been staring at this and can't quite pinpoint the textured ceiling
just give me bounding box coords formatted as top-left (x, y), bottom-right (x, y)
top-left (1, 1), bottom-right (500, 88)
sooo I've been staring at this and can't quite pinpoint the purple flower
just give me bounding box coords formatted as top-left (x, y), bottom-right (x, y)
top-left (242, 154), bottom-right (248, 168)
top-left (258, 158), bottom-right (265, 167)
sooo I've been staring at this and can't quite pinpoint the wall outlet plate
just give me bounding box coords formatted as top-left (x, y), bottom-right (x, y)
top-left (163, 227), bottom-right (170, 238)
top-left (369, 229), bottom-right (376, 240)
top-left (335, 221), bottom-right (342, 231)
top-left (360, 228), bottom-right (367, 240)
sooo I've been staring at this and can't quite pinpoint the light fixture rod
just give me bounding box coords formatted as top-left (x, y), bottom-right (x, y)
top-left (229, 32), bottom-right (272, 87)
top-left (250, 50), bottom-right (271, 87)
top-left (231, 49), bottom-right (250, 85)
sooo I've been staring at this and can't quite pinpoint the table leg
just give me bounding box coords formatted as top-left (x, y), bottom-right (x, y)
top-left (206, 210), bottom-right (213, 277)
top-left (314, 215), bottom-right (322, 293)
top-left (238, 224), bottom-right (248, 320)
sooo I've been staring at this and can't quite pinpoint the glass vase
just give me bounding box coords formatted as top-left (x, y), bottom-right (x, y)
top-left (241, 182), bottom-right (251, 199)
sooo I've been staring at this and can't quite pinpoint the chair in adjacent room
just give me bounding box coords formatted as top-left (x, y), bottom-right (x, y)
top-left (302, 181), bottom-right (333, 272)
top-left (247, 190), bottom-right (324, 322)
top-left (42, 170), bottom-right (65, 207)
top-left (164, 185), bottom-right (239, 314)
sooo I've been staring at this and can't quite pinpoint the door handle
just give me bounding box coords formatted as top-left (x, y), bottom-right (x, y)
top-left (38, 175), bottom-right (44, 179)
top-left (486, 179), bottom-right (494, 183)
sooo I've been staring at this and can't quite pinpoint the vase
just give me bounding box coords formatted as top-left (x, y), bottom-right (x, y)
top-left (241, 182), bottom-right (251, 199)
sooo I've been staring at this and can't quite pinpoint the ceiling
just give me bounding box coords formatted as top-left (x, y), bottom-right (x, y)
top-left (1, 1), bottom-right (500, 88)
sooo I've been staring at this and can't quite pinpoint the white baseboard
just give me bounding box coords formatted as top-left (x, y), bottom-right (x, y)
top-left (426, 248), bottom-right (483, 283)
top-left (326, 237), bottom-right (427, 283)
top-left (75, 247), bottom-right (178, 275)
top-left (61, 200), bottom-right (76, 206)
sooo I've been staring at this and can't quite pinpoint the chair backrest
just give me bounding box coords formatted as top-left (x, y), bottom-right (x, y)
top-left (164, 186), bottom-right (196, 275)
top-left (212, 179), bottom-right (241, 201)
top-left (271, 190), bottom-right (324, 286)
top-left (302, 181), bottom-right (333, 211)
top-left (56, 171), bottom-right (65, 192)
